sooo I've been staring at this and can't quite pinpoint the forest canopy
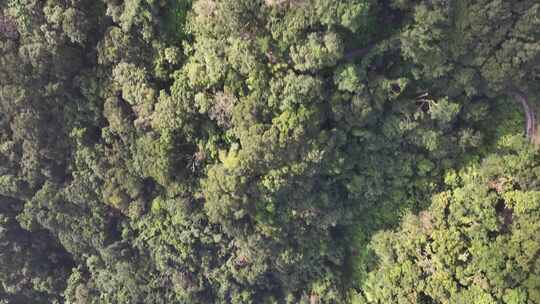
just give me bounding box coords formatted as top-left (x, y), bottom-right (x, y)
top-left (0, 0), bottom-right (539, 303)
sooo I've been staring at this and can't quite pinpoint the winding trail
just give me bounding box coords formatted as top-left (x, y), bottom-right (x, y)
top-left (345, 46), bottom-right (538, 143)
top-left (512, 91), bottom-right (537, 141)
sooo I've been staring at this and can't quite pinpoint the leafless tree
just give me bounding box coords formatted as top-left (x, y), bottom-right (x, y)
top-left (209, 91), bottom-right (236, 128)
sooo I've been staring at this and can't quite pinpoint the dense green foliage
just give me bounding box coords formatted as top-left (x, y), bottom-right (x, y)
top-left (0, 0), bottom-right (538, 303)
top-left (356, 135), bottom-right (540, 303)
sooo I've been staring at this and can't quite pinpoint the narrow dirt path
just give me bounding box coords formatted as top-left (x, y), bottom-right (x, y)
top-left (513, 91), bottom-right (537, 141)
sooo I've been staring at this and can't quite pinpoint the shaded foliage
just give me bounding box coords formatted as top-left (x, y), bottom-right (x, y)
top-left (0, 0), bottom-right (538, 303)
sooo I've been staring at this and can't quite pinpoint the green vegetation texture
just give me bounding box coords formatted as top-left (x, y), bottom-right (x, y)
top-left (0, 0), bottom-right (539, 303)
